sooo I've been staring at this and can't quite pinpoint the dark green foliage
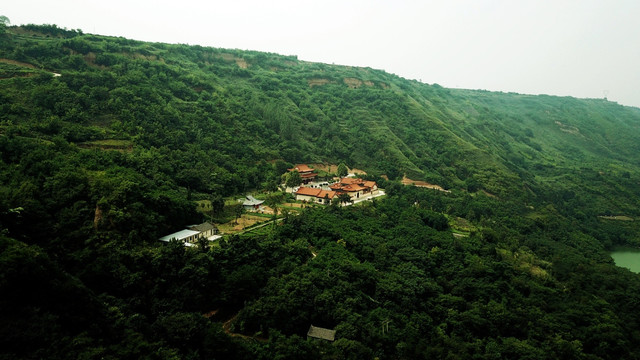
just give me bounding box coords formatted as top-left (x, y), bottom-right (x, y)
top-left (337, 162), bottom-right (348, 177)
top-left (284, 170), bottom-right (302, 188)
top-left (2, 24), bottom-right (640, 359)
top-left (227, 186), bottom-right (640, 359)
top-left (0, 17), bottom-right (7, 36)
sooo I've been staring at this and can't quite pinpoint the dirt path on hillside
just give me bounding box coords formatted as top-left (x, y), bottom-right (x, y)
top-left (0, 58), bottom-right (40, 69)
top-left (0, 58), bottom-right (61, 77)
top-left (309, 163), bottom-right (367, 175)
top-left (401, 176), bottom-right (450, 192)
top-left (222, 314), bottom-right (267, 342)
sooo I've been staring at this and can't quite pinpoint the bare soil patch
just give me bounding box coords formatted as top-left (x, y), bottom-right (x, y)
top-left (217, 214), bottom-right (269, 233)
top-left (283, 202), bottom-right (305, 208)
top-left (0, 58), bottom-right (39, 69)
top-left (308, 163), bottom-right (335, 172)
top-left (343, 78), bottom-right (377, 89)
top-left (344, 77), bottom-right (363, 88)
top-left (218, 53), bottom-right (248, 68)
top-left (308, 78), bottom-right (332, 87)
top-left (402, 176), bottom-right (449, 192)
top-left (235, 58), bottom-right (248, 69)
top-left (309, 163), bottom-right (367, 175)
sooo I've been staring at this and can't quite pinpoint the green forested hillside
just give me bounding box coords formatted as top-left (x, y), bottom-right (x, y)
top-left (2, 24), bottom-right (640, 359)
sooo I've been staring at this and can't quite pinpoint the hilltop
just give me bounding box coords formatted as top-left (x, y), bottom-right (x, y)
top-left (2, 24), bottom-right (640, 359)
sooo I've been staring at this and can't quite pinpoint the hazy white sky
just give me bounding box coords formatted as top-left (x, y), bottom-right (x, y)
top-left (4, 0), bottom-right (640, 107)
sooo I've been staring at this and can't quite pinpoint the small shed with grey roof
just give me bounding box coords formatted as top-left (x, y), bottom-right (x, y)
top-left (240, 195), bottom-right (264, 211)
top-left (307, 325), bottom-right (336, 342)
top-left (187, 222), bottom-right (218, 239)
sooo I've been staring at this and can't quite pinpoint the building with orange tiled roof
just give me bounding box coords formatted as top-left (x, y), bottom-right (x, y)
top-left (338, 177), bottom-right (361, 185)
top-left (330, 178), bottom-right (378, 200)
top-left (288, 164), bottom-right (318, 184)
top-left (295, 186), bottom-right (337, 204)
top-left (363, 180), bottom-right (377, 189)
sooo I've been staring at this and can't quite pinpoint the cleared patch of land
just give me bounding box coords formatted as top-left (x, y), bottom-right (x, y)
top-left (308, 163), bottom-right (367, 175)
top-left (599, 215), bottom-right (635, 221)
top-left (0, 58), bottom-right (61, 78)
top-left (308, 78), bottom-right (333, 87)
top-left (496, 248), bottom-right (551, 280)
top-left (0, 58), bottom-right (41, 69)
top-left (401, 176), bottom-right (449, 192)
top-left (217, 214), bottom-right (270, 233)
top-left (77, 139), bottom-right (133, 151)
top-left (218, 53), bottom-right (248, 68)
top-left (448, 216), bottom-right (477, 237)
top-left (0, 59), bottom-right (41, 78)
top-left (282, 202), bottom-right (307, 209)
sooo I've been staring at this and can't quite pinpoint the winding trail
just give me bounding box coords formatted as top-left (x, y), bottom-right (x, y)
top-left (222, 313), bottom-right (267, 342)
top-left (0, 58), bottom-right (61, 77)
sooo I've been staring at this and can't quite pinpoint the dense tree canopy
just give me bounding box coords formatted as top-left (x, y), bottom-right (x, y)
top-left (337, 162), bottom-right (348, 177)
top-left (1, 24), bottom-right (640, 359)
top-left (285, 170), bottom-right (303, 188)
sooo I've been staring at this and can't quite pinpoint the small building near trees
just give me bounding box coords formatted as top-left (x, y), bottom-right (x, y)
top-left (295, 187), bottom-right (337, 204)
top-left (240, 195), bottom-right (264, 211)
top-left (187, 222), bottom-right (218, 238)
top-left (307, 325), bottom-right (336, 342)
top-left (159, 222), bottom-right (220, 247)
top-left (288, 164), bottom-right (318, 184)
top-left (330, 178), bottom-right (378, 200)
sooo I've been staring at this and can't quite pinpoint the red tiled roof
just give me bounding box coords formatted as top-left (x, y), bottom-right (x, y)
top-left (300, 172), bottom-right (317, 179)
top-left (342, 184), bottom-right (366, 192)
top-left (317, 190), bottom-right (337, 199)
top-left (363, 181), bottom-right (377, 188)
top-left (296, 187), bottom-right (336, 199)
top-left (289, 164), bottom-right (315, 173)
top-left (296, 187), bottom-right (321, 196)
top-left (330, 178), bottom-right (377, 193)
top-left (340, 177), bottom-right (362, 185)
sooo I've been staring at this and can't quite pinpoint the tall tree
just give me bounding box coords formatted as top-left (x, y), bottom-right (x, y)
top-left (337, 162), bottom-right (349, 177)
top-left (230, 203), bottom-right (244, 225)
top-left (285, 171), bottom-right (302, 188)
top-left (0, 16), bottom-right (9, 35)
top-left (264, 192), bottom-right (285, 227)
top-left (209, 194), bottom-right (225, 218)
top-left (338, 193), bottom-right (352, 205)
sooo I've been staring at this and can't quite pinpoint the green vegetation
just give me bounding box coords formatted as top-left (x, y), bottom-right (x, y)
top-left (337, 162), bottom-right (348, 177)
top-left (284, 170), bottom-right (302, 188)
top-left (0, 16), bottom-right (8, 35)
top-left (1, 24), bottom-right (640, 359)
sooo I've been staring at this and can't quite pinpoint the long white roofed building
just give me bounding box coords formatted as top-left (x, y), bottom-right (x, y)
top-left (159, 222), bottom-right (220, 247)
